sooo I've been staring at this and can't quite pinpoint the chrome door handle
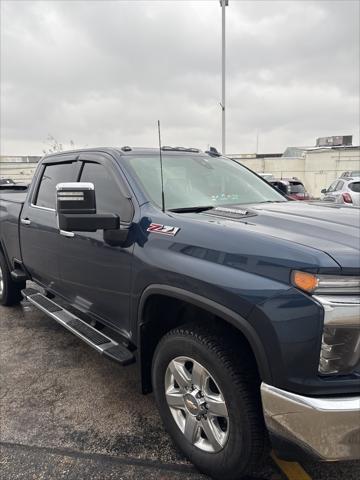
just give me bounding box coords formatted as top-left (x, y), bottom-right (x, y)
top-left (21, 218), bottom-right (31, 225)
top-left (59, 230), bottom-right (75, 238)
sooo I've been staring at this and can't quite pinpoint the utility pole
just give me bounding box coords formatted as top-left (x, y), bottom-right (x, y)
top-left (220, 0), bottom-right (228, 155)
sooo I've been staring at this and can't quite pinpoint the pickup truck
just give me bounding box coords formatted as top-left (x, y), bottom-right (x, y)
top-left (0, 146), bottom-right (359, 480)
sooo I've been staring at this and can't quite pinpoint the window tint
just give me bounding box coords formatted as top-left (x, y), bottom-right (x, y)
top-left (35, 162), bottom-right (77, 209)
top-left (349, 182), bottom-right (360, 193)
top-left (289, 182), bottom-right (305, 194)
top-left (271, 181), bottom-right (287, 194)
top-left (80, 162), bottom-right (133, 222)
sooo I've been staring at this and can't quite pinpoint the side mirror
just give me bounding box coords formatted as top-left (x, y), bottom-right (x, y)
top-left (321, 188), bottom-right (327, 194)
top-left (56, 182), bottom-right (119, 232)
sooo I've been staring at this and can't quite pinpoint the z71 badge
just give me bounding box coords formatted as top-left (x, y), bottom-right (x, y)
top-left (147, 223), bottom-right (180, 236)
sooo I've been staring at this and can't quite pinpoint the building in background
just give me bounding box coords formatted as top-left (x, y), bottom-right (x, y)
top-left (0, 156), bottom-right (41, 184)
top-left (1, 136), bottom-right (359, 198)
top-left (316, 135), bottom-right (353, 147)
top-left (230, 136), bottom-right (360, 198)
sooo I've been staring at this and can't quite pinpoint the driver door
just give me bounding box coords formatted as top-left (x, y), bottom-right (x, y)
top-left (56, 152), bottom-right (135, 333)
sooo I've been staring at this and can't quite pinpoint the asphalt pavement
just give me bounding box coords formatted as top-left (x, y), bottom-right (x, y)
top-left (1, 298), bottom-right (359, 480)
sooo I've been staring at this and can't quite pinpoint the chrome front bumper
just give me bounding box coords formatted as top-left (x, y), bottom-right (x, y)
top-left (261, 383), bottom-right (360, 461)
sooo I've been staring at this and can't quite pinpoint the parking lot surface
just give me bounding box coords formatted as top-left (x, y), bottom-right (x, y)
top-left (1, 299), bottom-right (359, 480)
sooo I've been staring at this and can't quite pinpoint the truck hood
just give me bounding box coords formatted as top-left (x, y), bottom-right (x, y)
top-left (195, 201), bottom-right (360, 271)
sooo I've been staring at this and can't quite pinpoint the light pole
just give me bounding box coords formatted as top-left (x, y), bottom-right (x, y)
top-left (220, 0), bottom-right (228, 155)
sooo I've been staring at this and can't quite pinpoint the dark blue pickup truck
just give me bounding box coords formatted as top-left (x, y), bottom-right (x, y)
top-left (0, 147), bottom-right (359, 479)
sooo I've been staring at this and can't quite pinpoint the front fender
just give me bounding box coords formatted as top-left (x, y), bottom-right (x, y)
top-left (137, 284), bottom-right (273, 383)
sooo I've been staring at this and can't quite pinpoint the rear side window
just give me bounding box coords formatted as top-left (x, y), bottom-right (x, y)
top-left (349, 181), bottom-right (360, 193)
top-left (289, 182), bottom-right (305, 194)
top-left (80, 162), bottom-right (133, 223)
top-left (271, 181), bottom-right (287, 194)
top-left (35, 162), bottom-right (78, 209)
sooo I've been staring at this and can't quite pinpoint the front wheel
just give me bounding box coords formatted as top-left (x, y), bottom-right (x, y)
top-left (152, 325), bottom-right (268, 480)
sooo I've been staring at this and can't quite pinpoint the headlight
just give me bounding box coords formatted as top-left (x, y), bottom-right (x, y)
top-left (315, 296), bottom-right (360, 375)
top-left (292, 271), bottom-right (360, 295)
top-left (292, 271), bottom-right (360, 376)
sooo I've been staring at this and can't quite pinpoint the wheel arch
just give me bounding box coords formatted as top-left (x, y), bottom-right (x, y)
top-left (137, 284), bottom-right (272, 393)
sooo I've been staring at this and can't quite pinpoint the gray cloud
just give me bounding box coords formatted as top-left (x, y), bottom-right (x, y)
top-left (1, 0), bottom-right (359, 155)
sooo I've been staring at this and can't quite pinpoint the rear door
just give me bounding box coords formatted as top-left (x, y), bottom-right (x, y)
top-left (348, 181), bottom-right (360, 206)
top-left (20, 155), bottom-right (80, 291)
top-left (56, 152), bottom-right (135, 334)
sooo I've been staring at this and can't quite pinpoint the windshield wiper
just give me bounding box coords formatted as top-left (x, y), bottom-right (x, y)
top-left (169, 205), bottom-right (215, 213)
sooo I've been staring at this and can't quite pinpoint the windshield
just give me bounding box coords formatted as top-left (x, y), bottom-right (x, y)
top-left (126, 154), bottom-right (286, 210)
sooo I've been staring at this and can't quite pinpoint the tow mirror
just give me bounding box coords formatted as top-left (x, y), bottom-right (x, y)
top-left (56, 182), bottom-right (119, 232)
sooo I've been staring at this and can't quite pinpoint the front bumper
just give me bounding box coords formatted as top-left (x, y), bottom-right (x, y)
top-left (261, 383), bottom-right (360, 461)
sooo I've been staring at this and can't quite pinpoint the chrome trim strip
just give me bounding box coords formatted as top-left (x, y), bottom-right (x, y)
top-left (314, 295), bottom-right (360, 326)
top-left (30, 203), bottom-right (55, 212)
top-left (56, 182), bottom-right (94, 190)
top-left (261, 383), bottom-right (360, 461)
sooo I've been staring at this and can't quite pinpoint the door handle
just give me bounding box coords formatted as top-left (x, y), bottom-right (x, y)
top-left (60, 230), bottom-right (75, 238)
top-left (21, 218), bottom-right (31, 225)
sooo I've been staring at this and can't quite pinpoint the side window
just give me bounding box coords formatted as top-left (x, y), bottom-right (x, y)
top-left (327, 181), bottom-right (338, 192)
top-left (35, 162), bottom-right (78, 209)
top-left (349, 182), bottom-right (360, 193)
top-left (335, 181), bottom-right (344, 191)
top-left (80, 162), bottom-right (133, 223)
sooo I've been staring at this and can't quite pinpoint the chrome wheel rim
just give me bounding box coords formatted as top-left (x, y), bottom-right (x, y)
top-left (0, 263), bottom-right (3, 297)
top-left (165, 356), bottom-right (229, 453)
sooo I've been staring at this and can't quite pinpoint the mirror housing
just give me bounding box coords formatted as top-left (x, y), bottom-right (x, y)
top-left (56, 182), bottom-right (119, 232)
top-left (321, 188), bottom-right (327, 194)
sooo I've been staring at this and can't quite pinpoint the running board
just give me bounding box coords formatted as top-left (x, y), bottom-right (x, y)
top-left (21, 288), bottom-right (134, 366)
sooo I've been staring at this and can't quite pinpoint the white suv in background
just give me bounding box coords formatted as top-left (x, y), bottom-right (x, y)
top-left (321, 177), bottom-right (360, 206)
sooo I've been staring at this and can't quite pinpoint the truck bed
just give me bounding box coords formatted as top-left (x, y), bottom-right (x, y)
top-left (0, 184), bottom-right (28, 204)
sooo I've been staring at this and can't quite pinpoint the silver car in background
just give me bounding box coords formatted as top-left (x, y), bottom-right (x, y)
top-left (321, 177), bottom-right (360, 206)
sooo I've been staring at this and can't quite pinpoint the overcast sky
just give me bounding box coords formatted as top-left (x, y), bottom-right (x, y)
top-left (1, 0), bottom-right (359, 156)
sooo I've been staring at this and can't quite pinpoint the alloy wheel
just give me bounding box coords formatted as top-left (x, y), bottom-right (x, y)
top-left (164, 356), bottom-right (229, 453)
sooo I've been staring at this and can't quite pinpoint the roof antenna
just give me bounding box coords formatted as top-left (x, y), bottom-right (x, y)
top-left (157, 120), bottom-right (166, 212)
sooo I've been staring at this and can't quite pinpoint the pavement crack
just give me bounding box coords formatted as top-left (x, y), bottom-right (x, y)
top-left (0, 441), bottom-right (197, 474)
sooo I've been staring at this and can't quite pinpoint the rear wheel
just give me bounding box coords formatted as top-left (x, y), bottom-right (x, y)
top-left (0, 251), bottom-right (25, 306)
top-left (152, 324), bottom-right (268, 480)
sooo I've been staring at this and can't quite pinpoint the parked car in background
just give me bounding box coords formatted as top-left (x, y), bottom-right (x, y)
top-left (269, 178), bottom-right (310, 200)
top-left (0, 178), bottom-right (15, 185)
top-left (321, 177), bottom-right (360, 206)
top-left (258, 173), bottom-right (274, 181)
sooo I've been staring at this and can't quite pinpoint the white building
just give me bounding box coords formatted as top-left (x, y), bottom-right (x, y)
top-left (231, 146), bottom-right (360, 198)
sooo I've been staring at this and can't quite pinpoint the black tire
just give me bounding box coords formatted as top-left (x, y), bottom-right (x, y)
top-left (152, 324), bottom-right (268, 480)
top-left (0, 250), bottom-right (25, 306)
